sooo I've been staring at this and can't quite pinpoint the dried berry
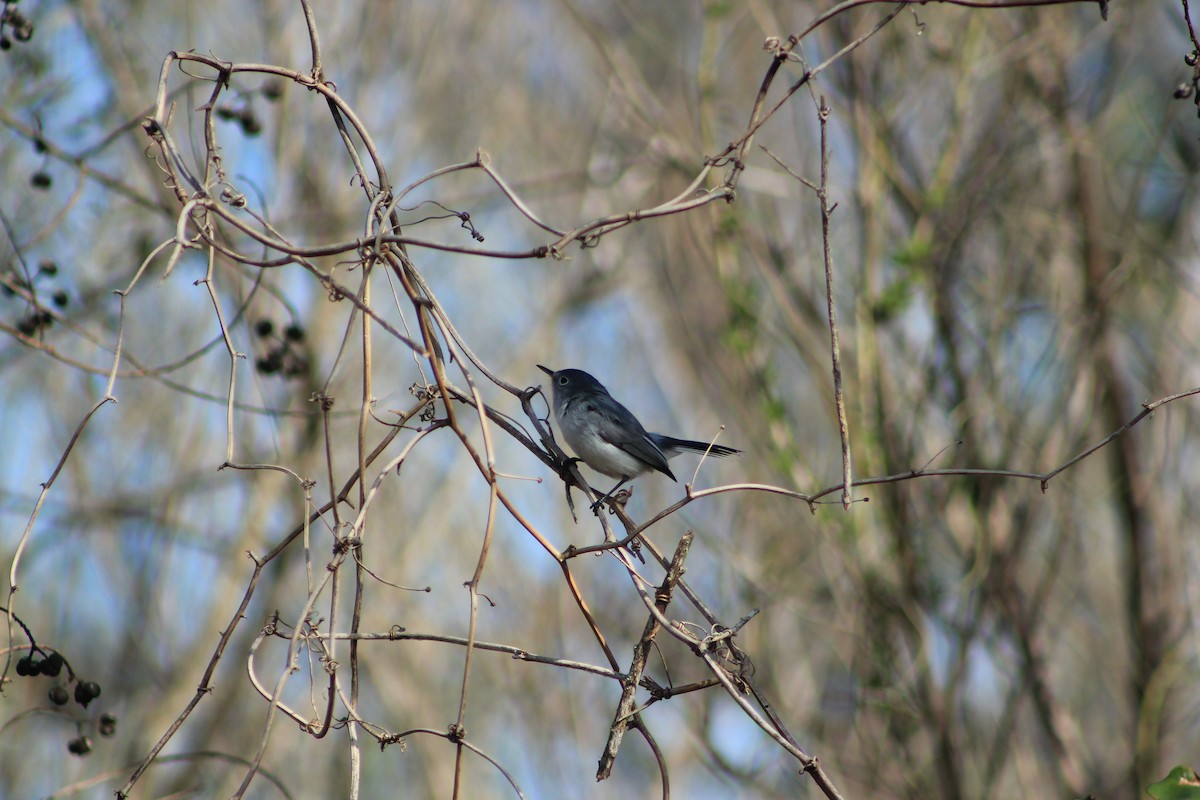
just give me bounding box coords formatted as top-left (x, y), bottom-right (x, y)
top-left (241, 113), bottom-right (262, 136)
top-left (41, 652), bottom-right (63, 677)
top-left (74, 680), bottom-right (101, 708)
top-left (284, 355), bottom-right (310, 378)
top-left (67, 736), bottom-right (92, 756)
top-left (255, 353), bottom-right (281, 374)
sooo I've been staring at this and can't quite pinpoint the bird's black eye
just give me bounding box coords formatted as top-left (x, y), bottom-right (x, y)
top-left (557, 376), bottom-right (569, 386)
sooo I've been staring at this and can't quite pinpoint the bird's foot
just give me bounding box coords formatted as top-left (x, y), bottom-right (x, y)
top-left (589, 488), bottom-right (632, 515)
top-left (557, 456), bottom-right (583, 482)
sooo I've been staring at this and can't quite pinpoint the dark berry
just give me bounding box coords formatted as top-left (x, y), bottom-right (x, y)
top-left (0, 37), bottom-right (11, 51)
top-left (261, 81), bottom-right (283, 101)
top-left (254, 318), bottom-right (274, 337)
top-left (30, 171), bottom-right (51, 189)
top-left (98, 713), bottom-right (117, 736)
top-left (17, 315), bottom-right (38, 335)
top-left (38, 258), bottom-right (57, 275)
top-left (241, 113), bottom-right (262, 136)
top-left (74, 680), bottom-right (101, 707)
top-left (283, 324), bottom-right (305, 342)
top-left (52, 290), bottom-right (68, 307)
top-left (41, 652), bottom-right (63, 676)
top-left (48, 685), bottom-right (69, 705)
top-left (67, 736), bottom-right (92, 756)
top-left (283, 356), bottom-right (310, 378)
top-left (15, 655), bottom-right (33, 676)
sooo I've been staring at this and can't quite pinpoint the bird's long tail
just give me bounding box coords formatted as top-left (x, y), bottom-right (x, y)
top-left (652, 436), bottom-right (740, 458)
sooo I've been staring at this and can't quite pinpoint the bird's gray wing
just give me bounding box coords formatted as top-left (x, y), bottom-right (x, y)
top-left (590, 401), bottom-right (674, 478)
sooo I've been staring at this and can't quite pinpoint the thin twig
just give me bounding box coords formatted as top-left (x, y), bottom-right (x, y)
top-left (597, 532), bottom-right (693, 780)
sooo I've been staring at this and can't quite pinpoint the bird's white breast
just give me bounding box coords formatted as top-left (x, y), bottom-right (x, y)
top-left (556, 402), bottom-right (648, 479)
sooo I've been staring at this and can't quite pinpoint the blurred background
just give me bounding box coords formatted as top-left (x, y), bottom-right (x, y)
top-left (1, 1), bottom-right (1198, 798)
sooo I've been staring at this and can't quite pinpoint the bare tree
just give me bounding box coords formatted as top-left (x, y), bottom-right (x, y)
top-left (3, 1), bottom-right (1197, 798)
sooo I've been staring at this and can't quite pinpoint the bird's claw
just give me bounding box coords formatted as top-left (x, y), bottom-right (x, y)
top-left (557, 456), bottom-right (583, 482)
top-left (589, 488), bottom-right (632, 515)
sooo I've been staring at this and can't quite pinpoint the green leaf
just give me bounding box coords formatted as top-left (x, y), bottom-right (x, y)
top-left (1147, 766), bottom-right (1200, 800)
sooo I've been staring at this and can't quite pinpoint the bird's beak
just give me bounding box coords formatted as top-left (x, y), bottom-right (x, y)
top-left (537, 364), bottom-right (554, 377)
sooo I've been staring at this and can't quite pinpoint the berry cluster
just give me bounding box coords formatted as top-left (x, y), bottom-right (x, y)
top-left (214, 83), bottom-right (282, 138)
top-left (0, 0), bottom-right (34, 52)
top-left (254, 318), bottom-right (310, 379)
top-left (6, 606), bottom-right (114, 757)
top-left (3, 258), bottom-right (69, 336)
top-left (215, 104), bottom-right (263, 137)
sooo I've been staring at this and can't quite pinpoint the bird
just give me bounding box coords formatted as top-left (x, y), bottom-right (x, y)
top-left (538, 364), bottom-right (739, 510)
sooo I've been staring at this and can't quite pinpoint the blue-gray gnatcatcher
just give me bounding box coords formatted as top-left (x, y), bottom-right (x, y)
top-left (538, 365), bottom-right (739, 509)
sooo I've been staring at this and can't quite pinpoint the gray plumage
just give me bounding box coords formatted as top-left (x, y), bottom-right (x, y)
top-left (538, 365), bottom-right (739, 506)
